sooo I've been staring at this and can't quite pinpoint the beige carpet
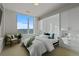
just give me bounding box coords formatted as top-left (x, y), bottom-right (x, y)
top-left (0, 43), bottom-right (79, 56)
top-left (0, 43), bottom-right (29, 56)
top-left (43, 47), bottom-right (79, 56)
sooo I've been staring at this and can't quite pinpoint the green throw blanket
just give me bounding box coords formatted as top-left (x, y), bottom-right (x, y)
top-left (26, 36), bottom-right (35, 48)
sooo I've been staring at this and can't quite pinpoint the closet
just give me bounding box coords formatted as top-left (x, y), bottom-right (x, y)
top-left (60, 6), bottom-right (79, 52)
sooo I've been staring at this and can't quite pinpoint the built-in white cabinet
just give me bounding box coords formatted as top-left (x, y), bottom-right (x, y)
top-left (0, 37), bottom-right (3, 53)
top-left (60, 37), bottom-right (79, 52)
top-left (40, 14), bottom-right (59, 35)
top-left (60, 6), bottom-right (79, 52)
top-left (59, 37), bottom-right (71, 49)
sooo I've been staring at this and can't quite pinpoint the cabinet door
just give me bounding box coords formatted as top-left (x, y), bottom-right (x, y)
top-left (0, 39), bottom-right (3, 53)
top-left (69, 39), bottom-right (79, 52)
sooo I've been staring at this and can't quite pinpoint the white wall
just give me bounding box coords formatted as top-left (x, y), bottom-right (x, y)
top-left (3, 9), bottom-right (17, 34)
top-left (0, 4), bottom-right (3, 53)
top-left (0, 26), bottom-right (1, 36)
top-left (1, 7), bottom-right (5, 36)
top-left (0, 4), bottom-right (3, 36)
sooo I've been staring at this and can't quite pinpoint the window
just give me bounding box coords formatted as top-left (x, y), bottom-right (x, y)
top-left (17, 13), bottom-right (34, 34)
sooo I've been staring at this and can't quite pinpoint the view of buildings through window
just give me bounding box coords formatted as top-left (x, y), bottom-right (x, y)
top-left (17, 13), bottom-right (34, 34)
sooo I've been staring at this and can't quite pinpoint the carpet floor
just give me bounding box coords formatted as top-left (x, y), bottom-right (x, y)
top-left (0, 43), bottom-right (79, 56)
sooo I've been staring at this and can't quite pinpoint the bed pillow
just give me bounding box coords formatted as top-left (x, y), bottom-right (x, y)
top-left (39, 34), bottom-right (48, 38)
top-left (49, 33), bottom-right (55, 39)
top-left (44, 32), bottom-right (50, 35)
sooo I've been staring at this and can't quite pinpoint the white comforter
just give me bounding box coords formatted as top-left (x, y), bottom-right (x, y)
top-left (27, 39), bottom-right (47, 56)
top-left (23, 35), bottom-right (58, 56)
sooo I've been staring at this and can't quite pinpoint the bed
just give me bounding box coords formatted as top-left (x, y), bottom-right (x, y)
top-left (22, 34), bottom-right (59, 56)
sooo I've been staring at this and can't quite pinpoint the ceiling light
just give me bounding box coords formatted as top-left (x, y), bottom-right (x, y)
top-left (33, 3), bottom-right (39, 6)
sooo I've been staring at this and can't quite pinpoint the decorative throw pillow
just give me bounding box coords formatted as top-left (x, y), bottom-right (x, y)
top-left (44, 32), bottom-right (50, 38)
top-left (49, 33), bottom-right (55, 39)
top-left (39, 34), bottom-right (48, 38)
top-left (52, 33), bottom-right (54, 39)
top-left (44, 32), bottom-right (50, 35)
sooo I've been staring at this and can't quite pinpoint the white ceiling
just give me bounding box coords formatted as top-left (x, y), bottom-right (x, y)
top-left (3, 3), bottom-right (66, 17)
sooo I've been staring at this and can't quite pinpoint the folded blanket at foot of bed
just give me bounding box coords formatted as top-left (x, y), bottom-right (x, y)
top-left (23, 36), bottom-right (35, 48)
top-left (26, 38), bottom-right (34, 48)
